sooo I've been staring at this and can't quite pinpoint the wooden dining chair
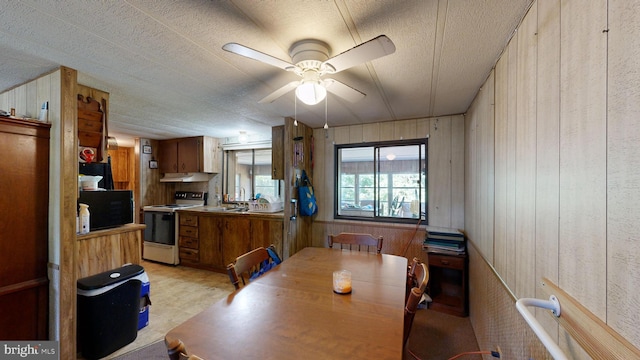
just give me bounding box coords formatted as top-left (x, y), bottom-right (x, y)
top-left (406, 257), bottom-right (429, 300)
top-left (404, 286), bottom-right (423, 348)
top-left (165, 336), bottom-right (204, 360)
top-left (227, 245), bottom-right (279, 290)
top-left (328, 232), bottom-right (383, 254)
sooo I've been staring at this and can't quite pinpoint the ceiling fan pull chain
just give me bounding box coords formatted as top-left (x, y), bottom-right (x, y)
top-left (294, 92), bottom-right (298, 126)
top-left (324, 94), bottom-right (329, 130)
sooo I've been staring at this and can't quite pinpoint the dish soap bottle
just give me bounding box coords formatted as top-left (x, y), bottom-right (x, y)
top-left (79, 203), bottom-right (90, 234)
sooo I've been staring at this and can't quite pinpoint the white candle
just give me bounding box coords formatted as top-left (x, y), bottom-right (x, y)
top-left (333, 270), bottom-right (352, 294)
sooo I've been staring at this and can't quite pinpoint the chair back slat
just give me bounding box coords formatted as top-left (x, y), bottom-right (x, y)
top-left (328, 232), bottom-right (383, 254)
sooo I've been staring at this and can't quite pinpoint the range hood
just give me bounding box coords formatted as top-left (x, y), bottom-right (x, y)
top-left (160, 173), bottom-right (212, 183)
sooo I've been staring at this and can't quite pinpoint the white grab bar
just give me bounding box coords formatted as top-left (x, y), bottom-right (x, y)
top-left (515, 295), bottom-right (568, 360)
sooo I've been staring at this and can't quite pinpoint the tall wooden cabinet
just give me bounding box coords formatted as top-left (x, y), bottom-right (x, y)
top-left (0, 117), bottom-right (50, 339)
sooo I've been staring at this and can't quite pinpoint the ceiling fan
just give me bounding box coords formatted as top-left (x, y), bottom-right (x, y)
top-left (223, 35), bottom-right (396, 105)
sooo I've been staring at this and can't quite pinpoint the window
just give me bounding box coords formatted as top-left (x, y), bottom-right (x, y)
top-left (335, 140), bottom-right (427, 223)
top-left (224, 148), bottom-right (282, 202)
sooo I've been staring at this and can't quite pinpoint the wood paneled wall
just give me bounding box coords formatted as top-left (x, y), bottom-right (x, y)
top-left (607, 0), bottom-right (640, 346)
top-left (465, 0), bottom-right (640, 357)
top-left (0, 67), bottom-right (76, 357)
top-left (283, 118), bottom-right (314, 258)
top-left (311, 116), bottom-right (464, 262)
top-left (0, 72), bottom-right (57, 120)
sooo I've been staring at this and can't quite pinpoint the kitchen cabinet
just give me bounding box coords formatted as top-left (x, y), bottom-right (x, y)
top-left (427, 252), bottom-right (468, 317)
top-left (197, 216), bottom-right (223, 268)
top-left (221, 217), bottom-right (251, 267)
top-left (0, 117), bottom-right (50, 340)
top-left (178, 212), bottom-right (283, 272)
top-left (179, 214), bottom-right (200, 264)
top-left (159, 136), bottom-right (220, 174)
top-left (251, 218), bottom-right (284, 258)
top-left (108, 147), bottom-right (131, 182)
top-left (271, 125), bottom-right (284, 179)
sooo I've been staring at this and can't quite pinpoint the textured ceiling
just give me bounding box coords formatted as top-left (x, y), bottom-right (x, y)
top-left (0, 0), bottom-right (532, 145)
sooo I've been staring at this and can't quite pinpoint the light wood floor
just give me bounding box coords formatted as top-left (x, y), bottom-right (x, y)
top-left (107, 259), bottom-right (480, 360)
top-left (107, 260), bottom-right (235, 358)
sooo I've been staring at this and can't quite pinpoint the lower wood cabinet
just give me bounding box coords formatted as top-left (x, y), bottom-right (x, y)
top-left (178, 212), bottom-right (283, 272)
top-left (427, 252), bottom-right (468, 317)
top-left (197, 216), bottom-right (223, 268)
top-left (251, 218), bottom-right (284, 257)
top-left (179, 214), bottom-right (200, 264)
top-left (222, 217), bottom-right (251, 268)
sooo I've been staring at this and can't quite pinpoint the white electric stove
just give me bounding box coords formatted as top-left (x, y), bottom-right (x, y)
top-left (142, 191), bottom-right (206, 264)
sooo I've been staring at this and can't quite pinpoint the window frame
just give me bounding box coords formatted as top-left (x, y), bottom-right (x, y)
top-left (333, 138), bottom-right (428, 224)
top-left (222, 148), bottom-right (282, 203)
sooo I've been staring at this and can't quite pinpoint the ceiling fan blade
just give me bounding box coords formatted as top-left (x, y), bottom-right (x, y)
top-left (258, 81), bottom-right (300, 103)
top-left (323, 79), bottom-right (366, 103)
top-left (322, 35), bottom-right (396, 74)
top-left (223, 43), bottom-right (295, 71)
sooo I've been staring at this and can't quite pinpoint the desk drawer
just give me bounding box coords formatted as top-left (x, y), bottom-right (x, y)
top-left (429, 254), bottom-right (465, 269)
top-left (179, 225), bottom-right (198, 238)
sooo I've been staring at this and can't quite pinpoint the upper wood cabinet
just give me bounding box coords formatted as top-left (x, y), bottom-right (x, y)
top-left (158, 136), bottom-right (220, 173)
top-left (108, 148), bottom-right (130, 182)
top-left (272, 125), bottom-right (284, 179)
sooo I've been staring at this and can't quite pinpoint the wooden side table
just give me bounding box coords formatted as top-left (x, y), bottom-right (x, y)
top-left (426, 251), bottom-right (468, 317)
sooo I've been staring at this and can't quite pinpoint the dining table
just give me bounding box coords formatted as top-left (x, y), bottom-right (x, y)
top-left (165, 246), bottom-right (408, 359)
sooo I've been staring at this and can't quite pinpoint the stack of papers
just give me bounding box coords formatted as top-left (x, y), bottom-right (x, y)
top-left (423, 226), bottom-right (466, 255)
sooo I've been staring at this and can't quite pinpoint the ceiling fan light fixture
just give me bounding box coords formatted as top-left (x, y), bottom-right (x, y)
top-left (225, 36), bottom-right (395, 105)
top-left (296, 80), bottom-right (326, 105)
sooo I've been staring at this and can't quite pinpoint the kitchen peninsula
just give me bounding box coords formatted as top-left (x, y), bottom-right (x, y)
top-left (176, 208), bottom-right (283, 272)
top-left (76, 224), bottom-right (145, 278)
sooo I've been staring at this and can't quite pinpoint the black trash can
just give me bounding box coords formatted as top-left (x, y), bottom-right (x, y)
top-left (77, 264), bottom-right (146, 359)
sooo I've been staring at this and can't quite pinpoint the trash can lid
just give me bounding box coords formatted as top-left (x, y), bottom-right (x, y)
top-left (78, 264), bottom-right (145, 290)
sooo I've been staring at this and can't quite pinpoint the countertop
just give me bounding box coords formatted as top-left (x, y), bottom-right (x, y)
top-left (177, 206), bottom-right (284, 219)
top-left (76, 223), bottom-right (146, 240)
